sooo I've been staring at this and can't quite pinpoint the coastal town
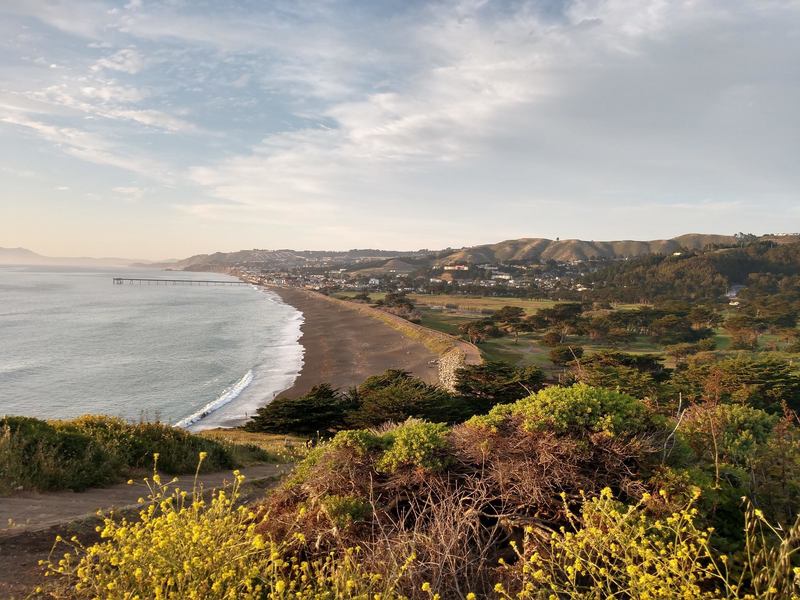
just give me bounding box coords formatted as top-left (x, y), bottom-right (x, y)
top-left (234, 258), bottom-right (593, 296)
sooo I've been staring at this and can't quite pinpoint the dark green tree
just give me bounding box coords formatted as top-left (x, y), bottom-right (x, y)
top-left (454, 361), bottom-right (545, 413)
top-left (245, 384), bottom-right (355, 435)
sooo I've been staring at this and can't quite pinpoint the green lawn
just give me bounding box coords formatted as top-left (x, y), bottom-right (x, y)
top-left (411, 294), bottom-right (557, 314)
top-left (417, 310), bottom-right (472, 336)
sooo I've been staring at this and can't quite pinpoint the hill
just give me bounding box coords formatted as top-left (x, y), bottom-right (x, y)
top-left (0, 247), bottom-right (143, 267)
top-left (172, 248), bottom-right (424, 272)
top-left (582, 238), bottom-right (800, 302)
top-left (163, 233), bottom-right (800, 273)
top-left (436, 233), bottom-right (739, 265)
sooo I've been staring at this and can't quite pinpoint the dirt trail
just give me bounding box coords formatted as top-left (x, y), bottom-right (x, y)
top-left (0, 464), bottom-right (288, 597)
top-left (0, 463), bottom-right (286, 538)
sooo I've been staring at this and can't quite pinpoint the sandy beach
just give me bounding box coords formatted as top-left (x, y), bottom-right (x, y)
top-left (268, 286), bottom-right (442, 399)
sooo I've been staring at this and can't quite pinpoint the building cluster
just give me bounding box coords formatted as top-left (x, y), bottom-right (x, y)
top-left (233, 256), bottom-right (600, 296)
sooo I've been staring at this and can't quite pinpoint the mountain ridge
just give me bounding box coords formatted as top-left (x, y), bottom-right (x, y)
top-left (171, 233), bottom-right (751, 271)
top-left (435, 233), bottom-right (740, 265)
top-left (0, 247), bottom-right (147, 267)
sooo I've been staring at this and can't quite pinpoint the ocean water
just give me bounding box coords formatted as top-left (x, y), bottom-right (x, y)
top-left (0, 266), bottom-right (304, 430)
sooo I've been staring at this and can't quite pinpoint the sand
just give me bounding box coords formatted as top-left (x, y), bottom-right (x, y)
top-left (268, 286), bottom-right (440, 399)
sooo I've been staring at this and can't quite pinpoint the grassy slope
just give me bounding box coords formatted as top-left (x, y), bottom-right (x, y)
top-left (198, 428), bottom-right (308, 463)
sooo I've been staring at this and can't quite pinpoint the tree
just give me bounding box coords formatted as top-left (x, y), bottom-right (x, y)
top-left (724, 314), bottom-right (766, 350)
top-left (458, 319), bottom-right (502, 344)
top-left (549, 345), bottom-right (584, 366)
top-left (492, 305), bottom-right (525, 324)
top-left (541, 330), bottom-right (563, 347)
top-left (454, 362), bottom-right (545, 414)
top-left (492, 305), bottom-right (527, 342)
top-left (571, 351), bottom-right (668, 399)
top-left (688, 305), bottom-right (722, 330)
top-left (672, 356), bottom-right (800, 413)
top-left (650, 314), bottom-right (709, 345)
top-left (246, 384), bottom-right (355, 435)
top-left (347, 370), bottom-right (460, 427)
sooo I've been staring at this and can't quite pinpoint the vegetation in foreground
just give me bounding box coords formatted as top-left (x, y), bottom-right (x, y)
top-left (245, 364), bottom-right (545, 435)
top-left (35, 383), bottom-right (800, 599)
top-left (0, 415), bottom-right (273, 494)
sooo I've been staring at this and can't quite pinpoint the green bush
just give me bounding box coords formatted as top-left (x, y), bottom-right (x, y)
top-left (320, 494), bottom-right (372, 528)
top-left (0, 415), bottom-right (263, 494)
top-left (470, 383), bottom-right (653, 437)
top-left (0, 416), bottom-right (117, 493)
top-left (377, 421), bottom-right (451, 473)
top-left (57, 416), bottom-right (237, 473)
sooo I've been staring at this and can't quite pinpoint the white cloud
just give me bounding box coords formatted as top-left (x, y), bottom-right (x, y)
top-left (91, 48), bottom-right (146, 74)
top-left (0, 113), bottom-right (166, 178)
top-left (2, 0), bottom-right (799, 250)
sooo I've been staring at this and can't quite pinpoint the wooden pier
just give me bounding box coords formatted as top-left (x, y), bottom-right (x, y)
top-left (112, 277), bottom-right (247, 286)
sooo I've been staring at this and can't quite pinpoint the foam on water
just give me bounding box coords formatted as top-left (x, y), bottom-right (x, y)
top-left (173, 369), bottom-right (254, 428)
top-left (0, 266), bottom-right (305, 428)
top-left (185, 289), bottom-right (306, 431)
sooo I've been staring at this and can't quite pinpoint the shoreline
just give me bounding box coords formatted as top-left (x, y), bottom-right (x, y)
top-left (264, 285), bottom-right (444, 401)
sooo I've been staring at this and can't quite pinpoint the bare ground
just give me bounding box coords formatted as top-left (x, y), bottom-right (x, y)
top-left (269, 286), bottom-right (441, 399)
top-left (0, 464), bottom-right (289, 598)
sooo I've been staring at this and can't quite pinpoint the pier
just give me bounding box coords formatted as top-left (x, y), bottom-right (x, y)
top-left (113, 277), bottom-right (247, 286)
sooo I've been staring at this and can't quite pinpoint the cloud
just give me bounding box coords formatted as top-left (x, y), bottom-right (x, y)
top-left (0, 113), bottom-right (166, 178)
top-left (2, 0), bottom-right (799, 251)
top-left (91, 48), bottom-right (146, 74)
top-left (112, 185), bottom-right (145, 201)
top-left (179, 0), bottom-right (800, 234)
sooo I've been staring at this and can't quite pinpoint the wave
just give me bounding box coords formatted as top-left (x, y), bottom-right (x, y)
top-left (174, 369), bottom-right (254, 429)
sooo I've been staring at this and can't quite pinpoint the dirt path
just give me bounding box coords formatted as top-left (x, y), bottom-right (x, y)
top-left (0, 463), bottom-right (286, 538)
top-left (0, 464), bottom-right (289, 597)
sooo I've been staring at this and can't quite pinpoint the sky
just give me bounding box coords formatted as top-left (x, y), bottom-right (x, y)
top-left (0, 0), bottom-right (798, 260)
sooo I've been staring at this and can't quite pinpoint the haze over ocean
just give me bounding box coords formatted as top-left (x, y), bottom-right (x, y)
top-left (0, 266), bottom-right (303, 429)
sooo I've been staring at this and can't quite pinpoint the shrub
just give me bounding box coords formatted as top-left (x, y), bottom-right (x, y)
top-left (680, 403), bottom-right (778, 468)
top-left (1, 415), bottom-right (259, 494)
top-left (0, 416), bottom-right (117, 493)
top-left (377, 421), bottom-right (451, 473)
top-left (548, 344), bottom-right (583, 365)
top-left (474, 383), bottom-right (654, 437)
top-left (44, 471), bottom-right (800, 599)
top-left (44, 461), bottom-right (403, 599)
top-left (320, 494), bottom-right (372, 528)
top-left (499, 488), bottom-right (800, 599)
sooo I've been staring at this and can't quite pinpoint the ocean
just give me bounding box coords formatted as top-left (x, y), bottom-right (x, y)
top-left (0, 266), bottom-right (304, 430)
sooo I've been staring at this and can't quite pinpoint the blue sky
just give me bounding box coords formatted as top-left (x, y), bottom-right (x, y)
top-left (1, 0), bottom-right (798, 259)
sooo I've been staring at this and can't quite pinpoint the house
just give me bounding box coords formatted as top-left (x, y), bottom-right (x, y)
top-left (443, 264), bottom-right (469, 271)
